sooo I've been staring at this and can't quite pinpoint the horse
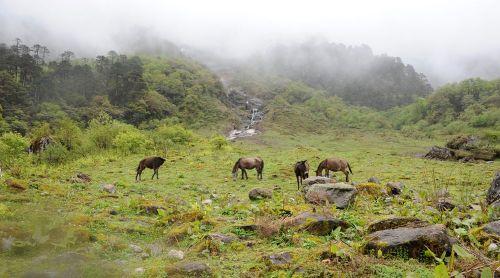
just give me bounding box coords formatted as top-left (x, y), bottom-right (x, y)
top-left (232, 157), bottom-right (264, 180)
top-left (315, 158), bottom-right (353, 182)
top-left (136, 156), bottom-right (166, 181)
top-left (294, 160), bottom-right (310, 190)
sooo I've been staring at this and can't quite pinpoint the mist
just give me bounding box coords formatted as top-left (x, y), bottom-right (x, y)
top-left (1, 0), bottom-right (500, 86)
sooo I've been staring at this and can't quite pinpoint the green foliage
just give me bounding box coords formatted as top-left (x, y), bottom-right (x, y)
top-left (40, 142), bottom-right (69, 165)
top-left (53, 119), bottom-right (82, 150)
top-left (87, 113), bottom-right (133, 149)
top-left (210, 134), bottom-right (228, 150)
top-left (154, 124), bottom-right (194, 148)
top-left (0, 132), bottom-right (29, 167)
top-left (112, 130), bottom-right (152, 154)
top-left (433, 263), bottom-right (449, 278)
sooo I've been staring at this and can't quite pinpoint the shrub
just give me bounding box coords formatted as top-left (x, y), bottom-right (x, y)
top-left (210, 134), bottom-right (228, 150)
top-left (0, 132), bottom-right (29, 168)
top-left (87, 113), bottom-right (134, 150)
top-left (53, 119), bottom-right (82, 150)
top-left (40, 142), bottom-right (69, 165)
top-left (154, 124), bottom-right (194, 149)
top-left (112, 130), bottom-right (152, 154)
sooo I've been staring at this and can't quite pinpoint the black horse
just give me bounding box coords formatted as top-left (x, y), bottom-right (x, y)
top-left (294, 160), bottom-right (310, 190)
top-left (136, 156), bottom-right (166, 181)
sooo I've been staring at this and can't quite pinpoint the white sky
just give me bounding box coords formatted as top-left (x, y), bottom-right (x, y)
top-left (1, 0), bottom-right (500, 85)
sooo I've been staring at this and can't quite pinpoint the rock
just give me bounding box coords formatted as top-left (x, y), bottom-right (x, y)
top-left (167, 249), bottom-right (185, 260)
top-left (248, 188), bottom-right (273, 200)
top-left (367, 217), bottom-right (429, 233)
top-left (446, 135), bottom-right (478, 150)
top-left (487, 172), bottom-right (500, 205)
top-left (101, 183), bottom-right (116, 194)
top-left (386, 182), bottom-right (404, 195)
top-left (206, 233), bottom-right (235, 244)
top-left (75, 173), bottom-right (91, 183)
top-left (236, 224), bottom-right (259, 232)
top-left (1, 236), bottom-right (14, 252)
top-left (364, 224), bottom-right (452, 259)
top-left (139, 204), bottom-right (164, 215)
top-left (487, 243), bottom-right (498, 252)
top-left (5, 179), bottom-right (27, 191)
top-left (167, 249), bottom-right (184, 260)
top-left (490, 200), bottom-right (500, 221)
top-left (483, 220), bottom-right (500, 236)
top-left (264, 252), bottom-right (292, 266)
top-left (134, 267), bottom-right (145, 275)
top-left (202, 199), bottom-right (212, 205)
top-left (140, 252), bottom-right (149, 259)
top-left (367, 177), bottom-right (381, 184)
top-left (435, 197), bottom-right (455, 211)
top-left (109, 210), bottom-right (118, 215)
top-left (471, 148), bottom-right (496, 161)
top-left (129, 244), bottom-right (143, 253)
top-left (283, 212), bottom-right (348, 235)
top-left (148, 243), bottom-right (163, 257)
top-left (304, 183), bottom-right (357, 209)
top-left (424, 146), bottom-right (455, 160)
top-left (302, 176), bottom-right (334, 187)
top-left (169, 262), bottom-right (211, 275)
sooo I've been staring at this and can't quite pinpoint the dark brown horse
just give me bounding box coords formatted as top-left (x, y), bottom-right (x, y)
top-left (315, 158), bottom-right (353, 182)
top-left (232, 157), bottom-right (264, 180)
top-left (294, 160), bottom-right (310, 189)
top-left (136, 156), bottom-right (166, 181)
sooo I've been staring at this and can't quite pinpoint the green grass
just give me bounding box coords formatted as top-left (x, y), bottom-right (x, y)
top-left (0, 129), bottom-right (498, 277)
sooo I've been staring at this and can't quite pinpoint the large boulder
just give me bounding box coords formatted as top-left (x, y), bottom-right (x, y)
top-left (283, 212), bottom-right (349, 235)
top-left (446, 135), bottom-right (478, 150)
top-left (424, 146), bottom-right (455, 160)
top-left (471, 148), bottom-right (497, 161)
top-left (364, 224), bottom-right (452, 259)
top-left (487, 172), bottom-right (500, 205)
top-left (367, 217), bottom-right (429, 233)
top-left (248, 188), bottom-right (272, 200)
top-left (304, 183), bottom-right (357, 209)
top-left (302, 176), bottom-right (334, 187)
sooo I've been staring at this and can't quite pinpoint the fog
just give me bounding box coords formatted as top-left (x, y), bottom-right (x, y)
top-left (1, 0), bottom-right (500, 86)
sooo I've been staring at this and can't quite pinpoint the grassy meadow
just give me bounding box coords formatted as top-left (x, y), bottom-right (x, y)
top-left (0, 129), bottom-right (498, 277)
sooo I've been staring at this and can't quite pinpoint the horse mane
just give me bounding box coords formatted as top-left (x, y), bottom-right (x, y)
top-left (232, 158), bottom-right (241, 173)
top-left (316, 159), bottom-right (325, 173)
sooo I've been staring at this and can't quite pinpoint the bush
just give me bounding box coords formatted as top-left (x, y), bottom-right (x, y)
top-left (154, 124), bottom-right (194, 149)
top-left (471, 110), bottom-right (500, 127)
top-left (210, 134), bottom-right (228, 150)
top-left (112, 130), bottom-right (152, 154)
top-left (40, 142), bottom-right (69, 165)
top-left (0, 132), bottom-right (29, 168)
top-left (53, 119), bottom-right (82, 150)
top-left (87, 113), bottom-right (134, 150)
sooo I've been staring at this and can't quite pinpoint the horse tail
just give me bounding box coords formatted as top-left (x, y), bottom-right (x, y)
top-left (347, 162), bottom-right (353, 174)
top-left (316, 160), bottom-right (324, 175)
top-left (232, 158), bottom-right (241, 173)
top-left (260, 159), bottom-right (264, 172)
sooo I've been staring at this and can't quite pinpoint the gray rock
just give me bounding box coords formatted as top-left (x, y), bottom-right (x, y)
top-left (490, 200), bottom-right (500, 221)
top-left (424, 146), bottom-right (455, 160)
top-left (206, 233), bottom-right (235, 244)
top-left (1, 236), bottom-right (14, 252)
top-left (167, 249), bottom-right (184, 260)
top-left (129, 244), bottom-right (143, 253)
top-left (248, 188), bottom-right (272, 200)
top-left (367, 177), bottom-right (381, 184)
top-left (202, 199), bottom-right (213, 205)
top-left (134, 267), bottom-right (145, 275)
top-left (264, 252), bottom-right (292, 266)
top-left (367, 217), bottom-right (429, 233)
top-left (487, 172), bottom-right (500, 205)
top-left (302, 176), bottom-right (334, 187)
top-left (364, 224), bottom-right (452, 259)
top-left (483, 220), bottom-right (500, 236)
top-left (170, 261), bottom-right (211, 275)
top-left (304, 183), bottom-right (357, 209)
top-left (386, 182), bottom-right (404, 195)
top-left (101, 183), bottom-right (116, 194)
top-left (283, 212), bottom-right (349, 235)
top-left (148, 243), bottom-right (163, 257)
top-left (435, 197), bottom-right (455, 211)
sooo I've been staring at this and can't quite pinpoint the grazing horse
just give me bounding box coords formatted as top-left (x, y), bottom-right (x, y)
top-left (232, 157), bottom-right (264, 180)
top-left (136, 156), bottom-right (166, 181)
top-left (315, 158), bottom-right (353, 182)
top-left (294, 160), bottom-right (310, 190)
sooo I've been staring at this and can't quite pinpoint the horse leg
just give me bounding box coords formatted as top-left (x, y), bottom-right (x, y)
top-left (297, 175), bottom-right (300, 190)
top-left (344, 171), bottom-right (349, 182)
top-left (156, 168), bottom-right (159, 179)
top-left (151, 169), bottom-right (155, 180)
top-left (241, 169), bottom-right (245, 180)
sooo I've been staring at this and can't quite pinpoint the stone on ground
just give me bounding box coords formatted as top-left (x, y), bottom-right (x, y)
top-left (248, 188), bottom-right (272, 200)
top-left (386, 182), bottom-right (404, 195)
top-left (168, 261), bottom-right (211, 276)
top-left (367, 217), bottom-right (429, 233)
top-left (283, 212), bottom-right (348, 235)
top-left (424, 146), bottom-right (455, 160)
top-left (167, 249), bottom-right (185, 260)
top-left (367, 177), bottom-right (381, 184)
top-left (364, 224), bottom-right (452, 259)
top-left (304, 183), bottom-right (357, 209)
top-left (263, 252), bottom-right (292, 266)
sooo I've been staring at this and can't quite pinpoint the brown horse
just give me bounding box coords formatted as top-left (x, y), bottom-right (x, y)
top-left (136, 156), bottom-right (166, 181)
top-left (232, 157), bottom-right (264, 180)
top-left (294, 160), bottom-right (310, 190)
top-left (315, 158), bottom-right (353, 182)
